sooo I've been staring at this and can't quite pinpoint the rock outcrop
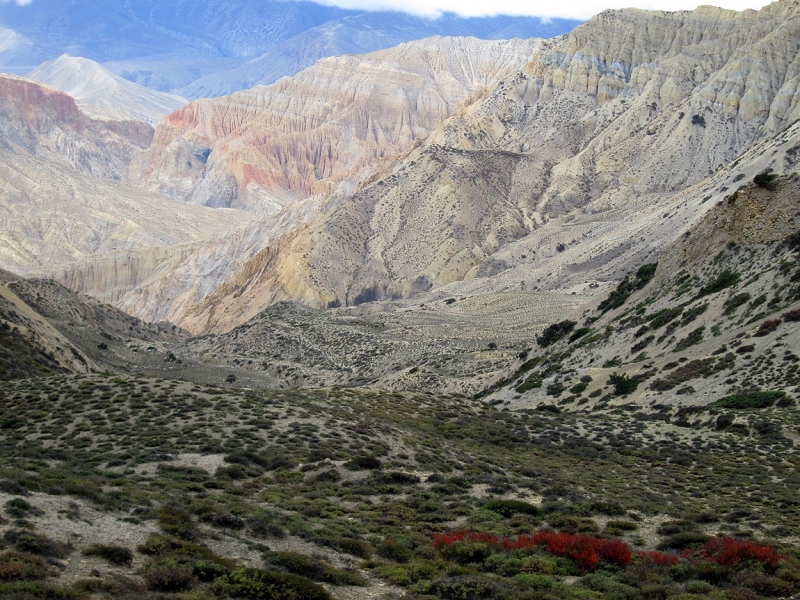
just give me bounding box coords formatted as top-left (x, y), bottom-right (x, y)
top-left (130, 37), bottom-right (542, 214)
top-left (0, 74), bottom-right (153, 179)
top-left (0, 75), bottom-right (254, 281)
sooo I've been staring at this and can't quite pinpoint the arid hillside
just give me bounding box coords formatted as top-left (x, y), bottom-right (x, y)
top-left (485, 173), bottom-right (800, 420)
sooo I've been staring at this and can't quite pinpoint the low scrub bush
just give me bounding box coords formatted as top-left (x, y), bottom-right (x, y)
top-left (515, 376), bottom-right (542, 393)
top-left (345, 456), bottom-right (382, 470)
top-left (674, 326), bottom-right (705, 352)
top-left (537, 321), bottom-right (576, 348)
top-left (143, 565), bottom-right (195, 592)
top-left (755, 319), bottom-right (782, 336)
top-left (754, 170), bottom-right (778, 190)
top-left (656, 532), bottom-right (711, 550)
top-left (608, 373), bottom-right (638, 396)
top-left (656, 520), bottom-right (699, 536)
top-left (698, 271), bottom-right (740, 298)
top-left (3, 531), bottom-right (71, 559)
top-left (724, 293), bottom-right (751, 315)
top-left (213, 568), bottom-right (331, 600)
top-left (484, 500), bottom-right (541, 518)
top-left (157, 506), bottom-right (198, 540)
top-left (376, 539), bottom-right (413, 563)
top-left (82, 544), bottom-right (133, 566)
top-left (712, 391), bottom-right (785, 409)
top-left (337, 538), bottom-right (371, 559)
top-left (0, 552), bottom-right (51, 581)
top-left (0, 581), bottom-right (89, 600)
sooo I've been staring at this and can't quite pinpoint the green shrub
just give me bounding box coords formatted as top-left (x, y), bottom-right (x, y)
top-left (604, 520), bottom-right (638, 535)
top-left (648, 307), bottom-right (683, 329)
top-left (698, 271), bottom-right (740, 297)
top-left (674, 327), bottom-right (705, 352)
top-left (712, 391), bottom-right (785, 409)
top-left (247, 518), bottom-right (285, 539)
top-left (263, 552), bottom-right (326, 582)
top-left (0, 582), bottom-right (89, 600)
top-left (636, 263), bottom-right (658, 288)
top-left (4, 499), bottom-right (42, 519)
top-left (157, 506), bottom-right (197, 540)
top-left (418, 574), bottom-right (511, 599)
top-left (439, 541), bottom-right (494, 565)
top-left (724, 293), bottom-right (751, 315)
top-left (345, 456), bottom-right (382, 470)
top-left (537, 321), bottom-right (577, 348)
top-left (215, 567), bottom-right (333, 600)
top-left (337, 538), bottom-right (371, 559)
top-left (142, 565), bottom-right (195, 592)
top-left (656, 520), bottom-right (699, 536)
top-left (484, 500), bottom-right (541, 518)
top-left (3, 531), bottom-right (71, 559)
top-left (608, 373), bottom-right (638, 396)
top-left (0, 552), bottom-right (50, 581)
top-left (754, 170), bottom-right (778, 190)
top-left (569, 327), bottom-right (592, 343)
top-left (656, 532), bottom-right (711, 550)
top-left (376, 539), bottom-right (412, 563)
top-left (515, 376), bottom-right (542, 393)
top-left (82, 544), bottom-right (133, 566)
top-left (570, 381), bottom-right (588, 395)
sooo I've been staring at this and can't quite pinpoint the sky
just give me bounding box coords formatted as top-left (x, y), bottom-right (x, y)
top-left (312, 0), bottom-right (773, 20)
top-left (0, 0), bottom-right (775, 19)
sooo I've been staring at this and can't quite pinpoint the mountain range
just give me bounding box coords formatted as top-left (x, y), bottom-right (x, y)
top-left (2, 3), bottom-right (800, 598)
top-left (0, 0), bottom-right (579, 97)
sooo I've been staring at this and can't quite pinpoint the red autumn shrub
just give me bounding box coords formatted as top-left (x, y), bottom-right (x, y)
top-left (755, 319), bottom-right (782, 336)
top-left (783, 309), bottom-right (800, 322)
top-left (432, 530), bottom-right (632, 572)
top-left (695, 538), bottom-right (780, 569)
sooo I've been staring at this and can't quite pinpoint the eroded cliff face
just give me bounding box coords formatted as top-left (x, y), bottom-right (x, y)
top-left (163, 0), bottom-right (800, 334)
top-left (0, 75), bottom-right (254, 282)
top-left (129, 37), bottom-right (542, 214)
top-left (0, 74), bottom-right (154, 179)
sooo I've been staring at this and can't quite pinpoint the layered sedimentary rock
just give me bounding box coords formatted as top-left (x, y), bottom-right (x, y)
top-left (130, 37), bottom-right (542, 214)
top-left (0, 74), bottom-right (153, 179)
top-left (169, 0), bottom-right (800, 333)
top-left (0, 75), bottom-right (253, 281)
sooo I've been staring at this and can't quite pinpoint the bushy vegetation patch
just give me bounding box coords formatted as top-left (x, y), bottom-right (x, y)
top-left (483, 500), bottom-right (541, 518)
top-left (432, 530), bottom-right (632, 572)
top-left (607, 373), bottom-right (638, 396)
top-left (536, 321), bottom-right (576, 348)
top-left (82, 544), bottom-right (133, 566)
top-left (697, 270), bottom-right (741, 298)
top-left (712, 391), bottom-right (786, 409)
top-left (754, 170), bottom-right (779, 190)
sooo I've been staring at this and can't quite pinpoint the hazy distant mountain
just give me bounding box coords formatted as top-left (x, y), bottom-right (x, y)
top-left (0, 0), bottom-right (579, 97)
top-left (27, 55), bottom-right (187, 126)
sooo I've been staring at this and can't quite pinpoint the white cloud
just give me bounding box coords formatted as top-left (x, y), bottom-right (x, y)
top-left (312, 0), bottom-right (771, 20)
top-left (0, 0), bottom-right (33, 5)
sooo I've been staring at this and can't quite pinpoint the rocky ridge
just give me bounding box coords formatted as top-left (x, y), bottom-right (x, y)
top-left (129, 37), bottom-right (542, 214)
